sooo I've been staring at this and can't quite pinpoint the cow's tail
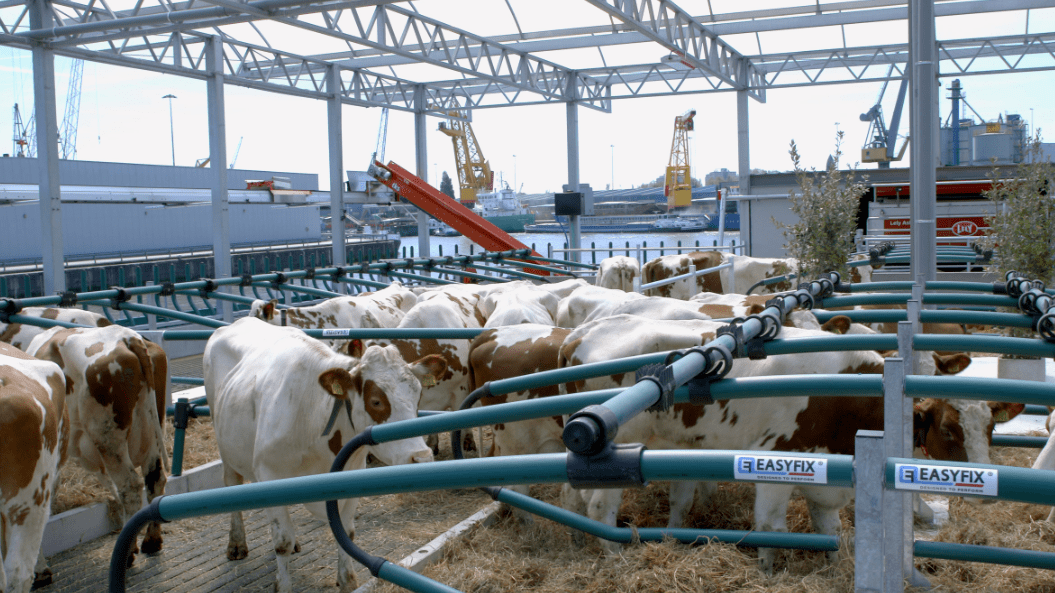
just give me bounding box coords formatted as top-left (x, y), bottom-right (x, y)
top-left (127, 337), bottom-right (170, 474)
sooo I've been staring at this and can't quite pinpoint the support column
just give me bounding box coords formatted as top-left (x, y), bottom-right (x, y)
top-left (910, 0), bottom-right (938, 282)
top-left (327, 65), bottom-right (347, 290)
top-left (736, 88), bottom-right (751, 256)
top-left (206, 36), bottom-right (231, 322)
top-left (31, 0), bottom-right (65, 294)
top-left (882, 355), bottom-right (910, 593)
top-left (414, 85), bottom-right (431, 260)
top-left (566, 98), bottom-right (581, 263)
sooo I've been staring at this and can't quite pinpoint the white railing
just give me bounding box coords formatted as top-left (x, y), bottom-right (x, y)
top-left (635, 256), bottom-right (737, 294)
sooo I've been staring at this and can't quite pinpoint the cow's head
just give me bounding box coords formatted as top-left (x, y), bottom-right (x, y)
top-left (912, 399), bottom-right (1023, 465)
top-left (321, 344), bottom-right (445, 465)
top-left (249, 299), bottom-right (279, 323)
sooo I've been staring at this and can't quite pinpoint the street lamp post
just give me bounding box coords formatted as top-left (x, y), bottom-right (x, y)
top-left (610, 144), bottom-right (614, 190)
top-left (162, 94), bottom-right (177, 166)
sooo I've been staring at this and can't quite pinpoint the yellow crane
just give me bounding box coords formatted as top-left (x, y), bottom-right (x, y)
top-left (437, 100), bottom-right (493, 206)
top-left (665, 108), bottom-right (696, 209)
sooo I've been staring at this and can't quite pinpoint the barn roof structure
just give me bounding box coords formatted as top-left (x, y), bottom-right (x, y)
top-left (1, 0), bottom-right (1053, 293)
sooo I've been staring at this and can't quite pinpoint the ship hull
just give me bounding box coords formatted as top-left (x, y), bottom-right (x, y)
top-left (482, 213), bottom-right (535, 233)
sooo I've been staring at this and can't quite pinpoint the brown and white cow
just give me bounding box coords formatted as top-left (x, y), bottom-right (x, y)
top-left (641, 251), bottom-right (727, 299)
top-left (556, 315), bottom-right (1003, 572)
top-left (467, 325), bottom-right (571, 518)
top-left (595, 256), bottom-right (640, 293)
top-left (204, 317), bottom-right (443, 593)
top-left (249, 281), bottom-right (417, 332)
top-left (0, 343), bottom-right (68, 592)
top-left (26, 325), bottom-right (168, 566)
top-left (0, 307), bottom-right (111, 351)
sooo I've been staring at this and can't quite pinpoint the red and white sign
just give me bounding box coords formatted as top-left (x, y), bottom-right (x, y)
top-left (884, 216), bottom-right (988, 237)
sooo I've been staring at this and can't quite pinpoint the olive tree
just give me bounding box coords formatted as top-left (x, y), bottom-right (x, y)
top-left (981, 133), bottom-right (1055, 286)
top-left (777, 132), bottom-right (868, 284)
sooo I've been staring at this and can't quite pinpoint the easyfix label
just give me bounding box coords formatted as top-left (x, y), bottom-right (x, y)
top-left (893, 463), bottom-right (998, 497)
top-left (321, 329), bottom-right (352, 337)
top-left (734, 455), bottom-right (828, 484)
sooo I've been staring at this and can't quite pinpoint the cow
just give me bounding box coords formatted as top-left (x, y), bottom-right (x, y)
top-left (480, 284), bottom-right (560, 327)
top-left (554, 285), bottom-right (647, 328)
top-left (26, 325), bottom-right (168, 567)
top-left (467, 325), bottom-right (572, 519)
top-left (0, 307), bottom-right (111, 351)
top-left (590, 293), bottom-right (834, 331)
top-left (556, 314), bottom-right (1004, 572)
top-left (595, 256), bottom-right (640, 293)
top-left (249, 281), bottom-right (417, 332)
top-left (0, 343), bottom-right (68, 592)
top-left (204, 317), bottom-right (444, 593)
top-left (1031, 411), bottom-right (1055, 522)
top-left (535, 278), bottom-right (591, 300)
top-left (640, 251), bottom-right (726, 299)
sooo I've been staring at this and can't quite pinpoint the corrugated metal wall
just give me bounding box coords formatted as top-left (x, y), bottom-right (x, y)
top-left (2, 202), bottom-right (321, 261)
top-left (0, 158), bottom-right (318, 190)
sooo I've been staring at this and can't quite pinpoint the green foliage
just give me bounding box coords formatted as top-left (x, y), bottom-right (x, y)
top-left (440, 171), bottom-right (455, 198)
top-left (777, 132), bottom-right (868, 283)
top-left (981, 133), bottom-right (1055, 286)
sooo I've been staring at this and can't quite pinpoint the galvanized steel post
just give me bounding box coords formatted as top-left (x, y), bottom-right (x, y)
top-left (909, 0), bottom-right (938, 282)
top-left (206, 36), bottom-right (232, 322)
top-left (566, 80), bottom-right (581, 263)
top-left (31, 0), bottom-right (66, 294)
top-left (882, 356), bottom-right (910, 593)
top-left (327, 64), bottom-right (348, 290)
top-left (414, 85), bottom-right (431, 261)
top-left (854, 429), bottom-right (884, 592)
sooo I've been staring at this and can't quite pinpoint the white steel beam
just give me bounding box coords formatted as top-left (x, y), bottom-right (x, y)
top-left (327, 64), bottom-right (347, 275)
top-left (206, 35), bottom-right (232, 321)
top-left (581, 0), bottom-right (766, 101)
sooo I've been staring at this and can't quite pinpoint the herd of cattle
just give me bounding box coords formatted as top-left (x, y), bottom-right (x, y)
top-left (0, 249), bottom-right (1037, 592)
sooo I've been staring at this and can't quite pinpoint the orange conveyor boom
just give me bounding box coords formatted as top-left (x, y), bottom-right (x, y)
top-left (369, 160), bottom-right (549, 275)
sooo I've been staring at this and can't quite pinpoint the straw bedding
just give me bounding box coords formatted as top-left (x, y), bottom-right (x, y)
top-left (375, 440), bottom-right (1055, 593)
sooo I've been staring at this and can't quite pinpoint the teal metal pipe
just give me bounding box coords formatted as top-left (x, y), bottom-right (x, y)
top-left (484, 257), bottom-right (579, 277)
top-left (885, 457), bottom-right (1055, 505)
top-left (820, 293), bottom-right (1018, 308)
top-left (336, 277), bottom-right (390, 289)
top-left (80, 300), bottom-right (229, 329)
top-left (762, 334), bottom-right (897, 354)
top-left (1025, 404), bottom-right (1050, 416)
top-left (151, 330), bottom-right (215, 341)
top-left (374, 564), bottom-right (460, 593)
top-left (467, 262), bottom-right (546, 281)
top-left (517, 254), bottom-right (597, 270)
top-left (251, 282), bottom-right (341, 299)
top-left (178, 290), bottom-right (259, 306)
top-left (924, 281), bottom-right (1003, 293)
top-left (493, 484), bottom-right (840, 550)
top-left (914, 541), bottom-right (1055, 571)
top-left (991, 435), bottom-right (1048, 448)
top-left (914, 335), bottom-right (1055, 358)
top-left (385, 271), bottom-right (456, 285)
top-left (811, 309), bottom-right (1035, 330)
top-left (906, 376), bottom-right (1055, 406)
top-left (842, 282), bottom-right (913, 293)
top-left (421, 266), bottom-right (511, 283)
top-left (171, 377), bottom-right (204, 386)
top-left (300, 328), bottom-right (485, 340)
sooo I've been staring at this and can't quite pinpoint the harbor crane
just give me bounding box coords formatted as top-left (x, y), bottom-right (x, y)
top-left (437, 100), bottom-right (493, 206)
top-left (58, 58), bottom-right (84, 160)
top-left (12, 103), bottom-right (30, 157)
top-left (665, 109), bottom-right (695, 209)
top-left (860, 66), bottom-right (908, 168)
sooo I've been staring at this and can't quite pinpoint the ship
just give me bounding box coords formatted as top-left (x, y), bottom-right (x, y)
top-left (472, 186), bottom-right (535, 233)
top-left (650, 214), bottom-right (710, 232)
top-left (524, 215), bottom-right (657, 233)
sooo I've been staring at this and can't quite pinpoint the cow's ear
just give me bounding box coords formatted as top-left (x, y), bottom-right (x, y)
top-left (933, 352), bottom-right (971, 375)
top-left (410, 354), bottom-right (447, 388)
top-left (989, 401), bottom-right (1026, 423)
top-left (260, 300), bottom-right (278, 320)
top-left (913, 400), bottom-right (936, 451)
top-left (318, 368), bottom-right (355, 399)
top-left (821, 315), bottom-right (851, 335)
top-left (345, 339), bottom-right (364, 358)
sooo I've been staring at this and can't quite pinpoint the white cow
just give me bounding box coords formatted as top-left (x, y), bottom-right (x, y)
top-left (554, 285), bottom-right (647, 328)
top-left (0, 343), bottom-right (67, 592)
top-left (557, 315), bottom-right (1001, 572)
top-left (480, 284), bottom-right (560, 327)
top-left (27, 325), bottom-right (168, 566)
top-left (1032, 411), bottom-right (1055, 522)
top-left (205, 317), bottom-right (444, 593)
top-left (595, 257), bottom-right (640, 293)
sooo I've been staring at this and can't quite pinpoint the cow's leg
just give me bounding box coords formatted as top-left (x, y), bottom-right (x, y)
top-left (754, 483), bottom-right (794, 574)
top-left (585, 488), bottom-right (624, 556)
top-left (667, 481), bottom-right (697, 528)
top-left (913, 494), bottom-right (936, 524)
top-left (5, 487), bottom-right (54, 593)
top-left (140, 451), bottom-right (167, 555)
top-left (264, 505), bottom-right (298, 593)
top-left (334, 497), bottom-right (360, 593)
top-left (559, 484), bottom-right (589, 545)
top-left (223, 465), bottom-right (249, 561)
top-left (97, 445), bottom-right (145, 566)
top-left (33, 462), bottom-right (64, 588)
top-left (802, 486), bottom-right (851, 565)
